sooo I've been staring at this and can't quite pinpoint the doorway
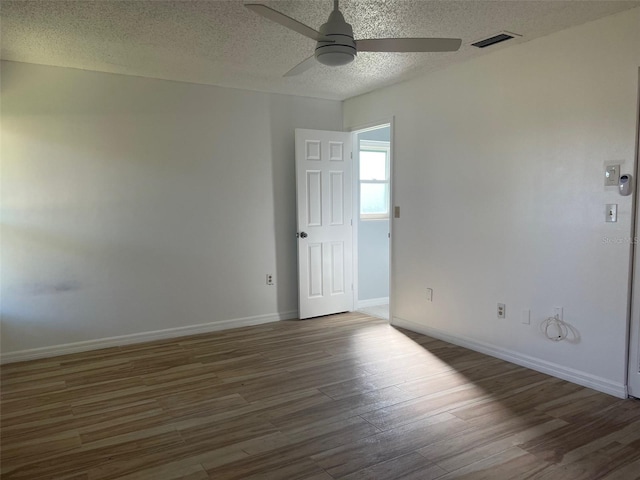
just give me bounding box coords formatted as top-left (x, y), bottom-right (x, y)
top-left (353, 124), bottom-right (392, 321)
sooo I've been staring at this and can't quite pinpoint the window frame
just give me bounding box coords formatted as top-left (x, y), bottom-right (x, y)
top-left (359, 140), bottom-right (391, 220)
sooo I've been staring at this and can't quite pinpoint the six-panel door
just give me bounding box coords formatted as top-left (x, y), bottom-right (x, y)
top-left (295, 129), bottom-right (353, 319)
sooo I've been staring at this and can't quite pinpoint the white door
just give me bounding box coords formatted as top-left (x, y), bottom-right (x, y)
top-left (295, 128), bottom-right (353, 319)
top-left (630, 293), bottom-right (640, 397)
top-left (630, 203), bottom-right (640, 397)
top-left (629, 96), bottom-right (640, 398)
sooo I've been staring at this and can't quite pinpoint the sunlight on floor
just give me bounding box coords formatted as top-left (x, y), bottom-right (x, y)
top-left (347, 318), bottom-right (534, 439)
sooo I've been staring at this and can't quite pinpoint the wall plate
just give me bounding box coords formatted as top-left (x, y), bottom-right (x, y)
top-left (605, 165), bottom-right (620, 187)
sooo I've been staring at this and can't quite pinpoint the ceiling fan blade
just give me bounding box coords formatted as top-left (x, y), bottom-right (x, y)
top-left (284, 55), bottom-right (317, 77)
top-left (245, 3), bottom-right (328, 42)
top-left (356, 38), bottom-right (462, 53)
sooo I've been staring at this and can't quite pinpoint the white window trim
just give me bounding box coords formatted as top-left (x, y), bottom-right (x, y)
top-left (360, 140), bottom-right (391, 220)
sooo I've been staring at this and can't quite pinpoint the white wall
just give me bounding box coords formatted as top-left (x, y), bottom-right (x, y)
top-left (0, 61), bottom-right (342, 358)
top-left (358, 220), bottom-right (389, 302)
top-left (344, 8), bottom-right (640, 397)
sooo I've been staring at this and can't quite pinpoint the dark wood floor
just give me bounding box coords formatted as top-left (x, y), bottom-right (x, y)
top-left (1, 312), bottom-right (640, 479)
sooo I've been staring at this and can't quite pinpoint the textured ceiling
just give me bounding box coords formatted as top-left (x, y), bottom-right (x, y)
top-left (1, 0), bottom-right (638, 100)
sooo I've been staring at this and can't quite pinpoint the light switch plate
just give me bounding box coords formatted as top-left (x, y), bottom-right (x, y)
top-left (606, 204), bottom-right (618, 223)
top-left (605, 165), bottom-right (620, 187)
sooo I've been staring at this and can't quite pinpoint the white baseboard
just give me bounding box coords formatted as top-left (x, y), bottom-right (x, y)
top-left (1, 310), bottom-right (299, 364)
top-left (391, 316), bottom-right (627, 399)
top-left (356, 297), bottom-right (390, 309)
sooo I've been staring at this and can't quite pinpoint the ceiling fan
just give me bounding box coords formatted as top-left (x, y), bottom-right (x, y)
top-left (245, 0), bottom-right (462, 76)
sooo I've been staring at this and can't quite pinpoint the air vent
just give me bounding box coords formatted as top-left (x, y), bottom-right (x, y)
top-left (471, 31), bottom-right (521, 48)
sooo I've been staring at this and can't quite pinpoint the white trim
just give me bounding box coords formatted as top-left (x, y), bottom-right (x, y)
top-left (360, 140), bottom-right (390, 149)
top-left (392, 316), bottom-right (628, 399)
top-left (388, 118), bottom-right (395, 326)
top-left (356, 297), bottom-right (390, 309)
top-left (351, 131), bottom-right (360, 314)
top-left (0, 310), bottom-right (298, 364)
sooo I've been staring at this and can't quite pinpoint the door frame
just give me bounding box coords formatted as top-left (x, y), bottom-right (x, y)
top-left (348, 117), bottom-right (395, 323)
top-left (627, 68), bottom-right (640, 398)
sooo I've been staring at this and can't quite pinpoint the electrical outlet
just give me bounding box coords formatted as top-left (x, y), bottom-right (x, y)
top-left (266, 274), bottom-right (274, 286)
top-left (497, 303), bottom-right (506, 319)
top-left (426, 288), bottom-right (433, 302)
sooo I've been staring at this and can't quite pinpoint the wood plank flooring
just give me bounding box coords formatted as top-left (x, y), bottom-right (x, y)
top-left (2, 312), bottom-right (640, 479)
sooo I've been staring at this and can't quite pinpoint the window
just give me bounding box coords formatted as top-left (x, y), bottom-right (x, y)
top-left (359, 140), bottom-right (390, 220)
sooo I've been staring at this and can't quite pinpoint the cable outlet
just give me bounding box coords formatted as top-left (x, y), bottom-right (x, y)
top-left (497, 303), bottom-right (506, 319)
top-left (266, 274), bottom-right (274, 286)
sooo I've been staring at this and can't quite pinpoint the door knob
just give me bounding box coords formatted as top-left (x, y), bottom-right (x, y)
top-left (299, 232), bottom-right (308, 238)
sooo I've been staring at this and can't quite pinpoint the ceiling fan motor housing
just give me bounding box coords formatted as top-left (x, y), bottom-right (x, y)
top-left (315, 9), bottom-right (356, 66)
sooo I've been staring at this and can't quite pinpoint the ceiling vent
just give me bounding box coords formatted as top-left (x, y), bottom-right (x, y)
top-left (471, 31), bottom-right (521, 48)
